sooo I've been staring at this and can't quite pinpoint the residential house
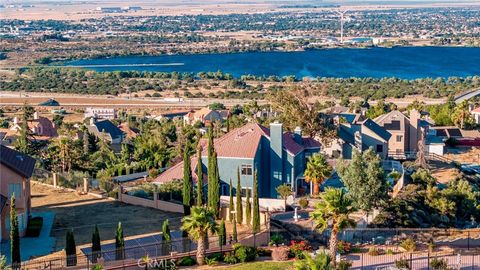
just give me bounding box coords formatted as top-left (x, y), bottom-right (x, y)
top-left (10, 112), bottom-right (58, 140)
top-left (84, 107), bottom-right (116, 120)
top-left (374, 109), bottom-right (431, 157)
top-left (153, 110), bottom-right (189, 121)
top-left (87, 118), bottom-right (124, 144)
top-left (118, 123), bottom-right (140, 139)
top-left (325, 118), bottom-right (391, 159)
top-left (0, 145), bottom-right (36, 241)
top-left (183, 108), bottom-right (229, 126)
top-left (154, 122), bottom-right (321, 198)
top-left (472, 107), bottom-right (480, 125)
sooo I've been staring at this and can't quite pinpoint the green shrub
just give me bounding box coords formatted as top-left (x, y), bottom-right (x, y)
top-left (386, 249), bottom-right (394, 255)
top-left (234, 245), bottom-right (257, 263)
top-left (269, 233), bottom-right (284, 246)
top-left (205, 257), bottom-right (218, 266)
top-left (223, 252), bottom-right (238, 264)
top-left (177, 256), bottom-right (196, 266)
top-left (400, 238), bottom-right (417, 252)
top-left (430, 258), bottom-right (448, 270)
top-left (336, 260), bottom-right (352, 270)
top-left (26, 217), bottom-right (43, 237)
top-left (91, 264), bottom-right (103, 270)
top-left (289, 240), bottom-right (312, 259)
top-left (337, 241), bottom-right (352, 254)
top-left (256, 247), bottom-right (272, 257)
top-left (367, 247), bottom-right (381, 256)
top-left (395, 257), bottom-right (410, 269)
top-left (207, 252), bottom-right (223, 262)
top-left (298, 197), bottom-right (309, 209)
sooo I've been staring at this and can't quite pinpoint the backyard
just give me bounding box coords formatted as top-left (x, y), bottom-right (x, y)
top-left (30, 182), bottom-right (183, 251)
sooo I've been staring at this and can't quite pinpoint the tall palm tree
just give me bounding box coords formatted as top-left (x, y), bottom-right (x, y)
top-left (309, 188), bottom-right (356, 264)
top-left (181, 206), bottom-right (218, 265)
top-left (304, 153), bottom-right (332, 195)
top-left (452, 100), bottom-right (472, 129)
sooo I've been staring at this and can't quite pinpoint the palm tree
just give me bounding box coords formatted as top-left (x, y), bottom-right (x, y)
top-left (304, 153), bottom-right (332, 195)
top-left (309, 188), bottom-right (356, 264)
top-left (293, 251), bottom-right (331, 270)
top-left (452, 100), bottom-right (473, 129)
top-left (181, 206), bottom-right (218, 265)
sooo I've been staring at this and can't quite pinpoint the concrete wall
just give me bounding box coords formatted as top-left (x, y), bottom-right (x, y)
top-left (118, 192), bottom-right (184, 214)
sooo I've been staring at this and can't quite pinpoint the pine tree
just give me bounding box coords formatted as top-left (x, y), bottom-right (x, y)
top-left (229, 179), bottom-right (234, 222)
top-left (252, 172), bottom-right (260, 233)
top-left (65, 230), bottom-right (77, 266)
top-left (236, 168), bottom-right (243, 224)
top-left (183, 143), bottom-right (192, 214)
top-left (115, 222), bottom-right (125, 260)
top-left (196, 146), bottom-right (204, 206)
top-left (219, 219), bottom-right (226, 246)
top-left (10, 194), bottom-right (20, 268)
top-left (14, 106), bottom-right (33, 154)
top-left (162, 219), bottom-right (171, 255)
top-left (83, 129), bottom-right (90, 153)
top-left (207, 126), bottom-right (220, 218)
top-left (245, 189), bottom-right (251, 227)
top-left (91, 225), bottom-right (101, 263)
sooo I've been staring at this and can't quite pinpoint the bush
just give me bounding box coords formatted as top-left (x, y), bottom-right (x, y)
top-left (91, 265), bottom-right (103, 270)
top-left (395, 257), bottom-right (410, 269)
top-left (337, 260), bottom-right (353, 270)
top-left (223, 252), bottom-right (238, 264)
top-left (298, 197), bottom-right (309, 209)
top-left (400, 238), bottom-right (417, 252)
top-left (430, 258), bottom-right (448, 270)
top-left (269, 233), bottom-right (284, 246)
top-left (234, 245), bottom-right (257, 263)
top-left (289, 240), bottom-right (312, 259)
top-left (177, 256), bottom-right (196, 266)
top-left (205, 257), bottom-right (218, 266)
top-left (26, 217), bottom-right (43, 237)
top-left (367, 247), bottom-right (382, 256)
top-left (386, 249), bottom-right (394, 255)
top-left (256, 248), bottom-right (272, 257)
top-left (337, 241), bottom-right (352, 254)
top-left (149, 168), bottom-right (159, 178)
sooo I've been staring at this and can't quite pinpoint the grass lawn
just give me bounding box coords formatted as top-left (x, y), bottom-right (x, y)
top-left (226, 261), bottom-right (294, 270)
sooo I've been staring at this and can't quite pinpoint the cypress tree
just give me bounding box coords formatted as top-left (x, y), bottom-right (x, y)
top-left (236, 168), bottom-right (243, 224)
top-left (91, 225), bottom-right (101, 263)
top-left (162, 219), bottom-right (171, 255)
top-left (183, 143), bottom-right (192, 214)
top-left (65, 230), bottom-right (77, 266)
top-left (207, 125), bottom-right (220, 218)
top-left (10, 194), bottom-right (20, 268)
top-left (252, 172), bottom-right (260, 233)
top-left (115, 222), bottom-right (124, 260)
top-left (228, 179), bottom-right (234, 222)
top-left (219, 219), bottom-right (226, 246)
top-left (232, 218), bottom-right (237, 242)
top-left (245, 189), bottom-right (251, 227)
top-left (196, 145), bottom-right (204, 206)
top-left (83, 129), bottom-right (90, 153)
top-left (226, 114), bottom-right (230, 132)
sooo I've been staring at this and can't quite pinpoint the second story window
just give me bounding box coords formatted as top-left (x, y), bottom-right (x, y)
top-left (376, 144), bottom-right (384, 153)
top-left (241, 164), bottom-right (253, 175)
top-left (396, 135), bottom-right (403, 142)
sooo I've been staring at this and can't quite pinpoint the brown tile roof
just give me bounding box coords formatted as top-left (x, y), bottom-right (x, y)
top-left (0, 145), bottom-right (36, 178)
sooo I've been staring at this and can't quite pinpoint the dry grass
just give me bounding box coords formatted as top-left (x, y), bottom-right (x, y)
top-left (31, 183), bottom-right (183, 251)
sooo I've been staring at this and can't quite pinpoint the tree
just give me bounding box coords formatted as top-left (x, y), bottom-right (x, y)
top-left (304, 153), bottom-right (332, 195)
top-left (219, 219), bottom-right (226, 246)
top-left (65, 230), bottom-right (77, 266)
top-left (162, 219), bottom-right (171, 255)
top-left (451, 100), bottom-right (475, 129)
top-left (14, 105), bottom-right (34, 155)
top-left (245, 188), bottom-right (252, 227)
top-left (252, 172), bottom-right (260, 233)
top-left (10, 194), bottom-right (20, 268)
top-left (232, 218), bottom-right (237, 242)
top-left (337, 149), bottom-right (388, 213)
top-left (183, 144), bottom-right (193, 213)
top-left (196, 146), bottom-right (204, 206)
top-left (276, 184), bottom-right (292, 211)
top-left (229, 179), bottom-right (234, 221)
top-left (115, 222), bottom-right (125, 260)
top-left (310, 188), bottom-right (356, 264)
top-left (91, 225), bottom-right (101, 263)
top-left (207, 126), bottom-right (220, 217)
top-left (181, 206), bottom-right (218, 265)
top-left (293, 251), bottom-right (331, 270)
top-left (236, 168), bottom-right (243, 224)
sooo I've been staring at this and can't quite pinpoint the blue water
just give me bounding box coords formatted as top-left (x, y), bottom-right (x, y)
top-left (65, 47), bottom-right (480, 79)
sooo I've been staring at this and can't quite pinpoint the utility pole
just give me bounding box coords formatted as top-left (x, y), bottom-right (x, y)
top-left (336, 9), bottom-right (348, 44)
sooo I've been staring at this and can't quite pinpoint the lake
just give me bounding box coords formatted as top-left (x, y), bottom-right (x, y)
top-left (64, 47), bottom-right (480, 79)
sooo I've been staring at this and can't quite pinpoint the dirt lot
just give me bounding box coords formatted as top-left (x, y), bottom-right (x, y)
top-left (31, 182), bottom-right (183, 251)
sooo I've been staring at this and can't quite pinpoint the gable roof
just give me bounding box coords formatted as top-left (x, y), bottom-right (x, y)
top-left (374, 110), bottom-right (408, 125)
top-left (362, 119), bottom-right (392, 141)
top-left (0, 145), bottom-right (36, 178)
top-left (92, 120), bottom-right (124, 140)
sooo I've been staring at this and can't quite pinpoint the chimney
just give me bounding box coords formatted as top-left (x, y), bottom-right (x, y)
top-left (409, 109), bottom-right (421, 152)
top-left (33, 111), bottom-right (39, 120)
top-left (294, 126), bottom-right (303, 145)
top-left (269, 121), bottom-right (283, 197)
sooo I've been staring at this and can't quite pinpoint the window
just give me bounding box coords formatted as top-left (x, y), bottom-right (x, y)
top-left (376, 144), bottom-right (383, 153)
top-left (241, 187), bottom-right (252, 197)
top-left (8, 183), bottom-right (22, 199)
top-left (241, 164), bottom-right (253, 175)
top-left (396, 135), bottom-right (403, 142)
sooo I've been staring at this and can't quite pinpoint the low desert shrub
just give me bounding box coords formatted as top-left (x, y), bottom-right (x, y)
top-left (400, 238), bottom-right (417, 252)
top-left (337, 241), bottom-right (352, 254)
top-left (430, 258), bottom-right (448, 270)
top-left (234, 245), bottom-right (257, 263)
top-left (223, 252), bottom-right (238, 264)
top-left (337, 260), bottom-right (353, 270)
top-left (367, 247), bottom-right (382, 256)
top-left (177, 256), bottom-right (195, 266)
top-left (298, 197), bottom-right (309, 209)
top-left (395, 257), bottom-right (410, 269)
